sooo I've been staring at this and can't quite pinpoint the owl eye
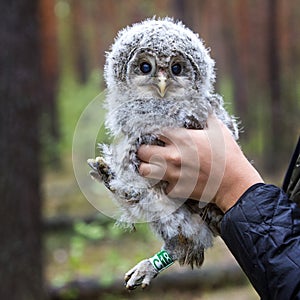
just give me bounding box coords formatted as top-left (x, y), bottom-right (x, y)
top-left (140, 62), bottom-right (152, 74)
top-left (171, 63), bottom-right (182, 75)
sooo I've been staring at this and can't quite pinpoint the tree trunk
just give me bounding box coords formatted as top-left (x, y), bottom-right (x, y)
top-left (39, 0), bottom-right (60, 167)
top-left (265, 0), bottom-right (284, 173)
top-left (0, 1), bottom-right (46, 299)
top-left (71, 0), bottom-right (89, 84)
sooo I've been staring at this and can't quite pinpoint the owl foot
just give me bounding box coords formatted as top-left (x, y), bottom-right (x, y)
top-left (87, 157), bottom-right (142, 202)
top-left (87, 157), bottom-right (116, 192)
top-left (124, 259), bottom-right (158, 290)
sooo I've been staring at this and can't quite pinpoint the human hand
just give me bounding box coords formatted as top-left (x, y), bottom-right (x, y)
top-left (137, 115), bottom-right (264, 212)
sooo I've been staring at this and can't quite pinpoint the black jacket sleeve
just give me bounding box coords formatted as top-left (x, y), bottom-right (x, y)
top-left (221, 183), bottom-right (300, 300)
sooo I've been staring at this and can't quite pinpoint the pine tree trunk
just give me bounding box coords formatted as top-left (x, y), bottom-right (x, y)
top-left (39, 0), bottom-right (60, 167)
top-left (265, 0), bottom-right (284, 173)
top-left (0, 1), bottom-right (46, 299)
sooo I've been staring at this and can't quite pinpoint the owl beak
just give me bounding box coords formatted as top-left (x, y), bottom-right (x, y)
top-left (156, 72), bottom-right (168, 97)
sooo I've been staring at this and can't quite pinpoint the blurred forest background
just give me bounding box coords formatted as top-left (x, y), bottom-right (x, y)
top-left (1, 0), bottom-right (299, 299)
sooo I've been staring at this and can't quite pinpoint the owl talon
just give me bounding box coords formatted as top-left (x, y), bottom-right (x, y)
top-left (87, 158), bottom-right (99, 171)
top-left (141, 283), bottom-right (148, 289)
top-left (87, 156), bottom-right (116, 192)
top-left (89, 170), bottom-right (103, 182)
top-left (124, 259), bottom-right (158, 290)
top-left (124, 274), bottom-right (131, 282)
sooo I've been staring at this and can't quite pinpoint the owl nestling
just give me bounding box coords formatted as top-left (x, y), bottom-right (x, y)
top-left (88, 17), bottom-right (238, 290)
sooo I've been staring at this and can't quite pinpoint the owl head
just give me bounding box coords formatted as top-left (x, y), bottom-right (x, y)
top-left (104, 17), bottom-right (216, 100)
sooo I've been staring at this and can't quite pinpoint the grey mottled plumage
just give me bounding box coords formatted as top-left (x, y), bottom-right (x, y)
top-left (88, 17), bottom-right (238, 290)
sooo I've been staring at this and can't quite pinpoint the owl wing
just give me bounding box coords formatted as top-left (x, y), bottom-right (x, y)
top-left (185, 199), bottom-right (223, 236)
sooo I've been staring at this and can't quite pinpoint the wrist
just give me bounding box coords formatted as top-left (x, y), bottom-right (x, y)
top-left (215, 163), bottom-right (264, 213)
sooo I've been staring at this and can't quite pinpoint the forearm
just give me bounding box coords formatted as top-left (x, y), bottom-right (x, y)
top-left (221, 184), bottom-right (300, 299)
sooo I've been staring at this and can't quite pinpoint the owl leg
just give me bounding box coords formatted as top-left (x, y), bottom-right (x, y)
top-left (87, 157), bottom-right (142, 202)
top-left (124, 259), bottom-right (158, 290)
top-left (163, 235), bottom-right (205, 269)
top-left (124, 249), bottom-right (174, 290)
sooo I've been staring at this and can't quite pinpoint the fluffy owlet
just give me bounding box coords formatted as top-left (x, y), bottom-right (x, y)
top-left (88, 17), bottom-right (238, 290)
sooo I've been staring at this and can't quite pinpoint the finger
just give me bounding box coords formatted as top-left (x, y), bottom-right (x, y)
top-left (206, 113), bottom-right (218, 123)
top-left (139, 162), bottom-right (167, 180)
top-left (138, 144), bottom-right (169, 163)
top-left (165, 182), bottom-right (175, 196)
top-left (207, 114), bottom-right (222, 128)
top-left (156, 132), bottom-right (172, 144)
top-left (165, 183), bottom-right (188, 199)
top-left (158, 128), bottom-right (188, 144)
top-left (206, 114), bottom-right (233, 136)
top-left (157, 115), bottom-right (220, 144)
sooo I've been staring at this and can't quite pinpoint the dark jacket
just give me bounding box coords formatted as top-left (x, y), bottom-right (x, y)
top-left (221, 183), bottom-right (300, 300)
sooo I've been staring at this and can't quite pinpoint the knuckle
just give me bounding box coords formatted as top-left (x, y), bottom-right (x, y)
top-left (166, 184), bottom-right (180, 198)
top-left (168, 152), bottom-right (181, 167)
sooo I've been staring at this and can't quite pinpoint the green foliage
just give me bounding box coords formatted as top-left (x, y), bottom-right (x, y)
top-left (46, 219), bottom-right (158, 288)
top-left (74, 221), bottom-right (106, 240)
top-left (219, 78), bottom-right (235, 115)
top-left (56, 288), bottom-right (79, 300)
top-left (57, 70), bottom-right (104, 155)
